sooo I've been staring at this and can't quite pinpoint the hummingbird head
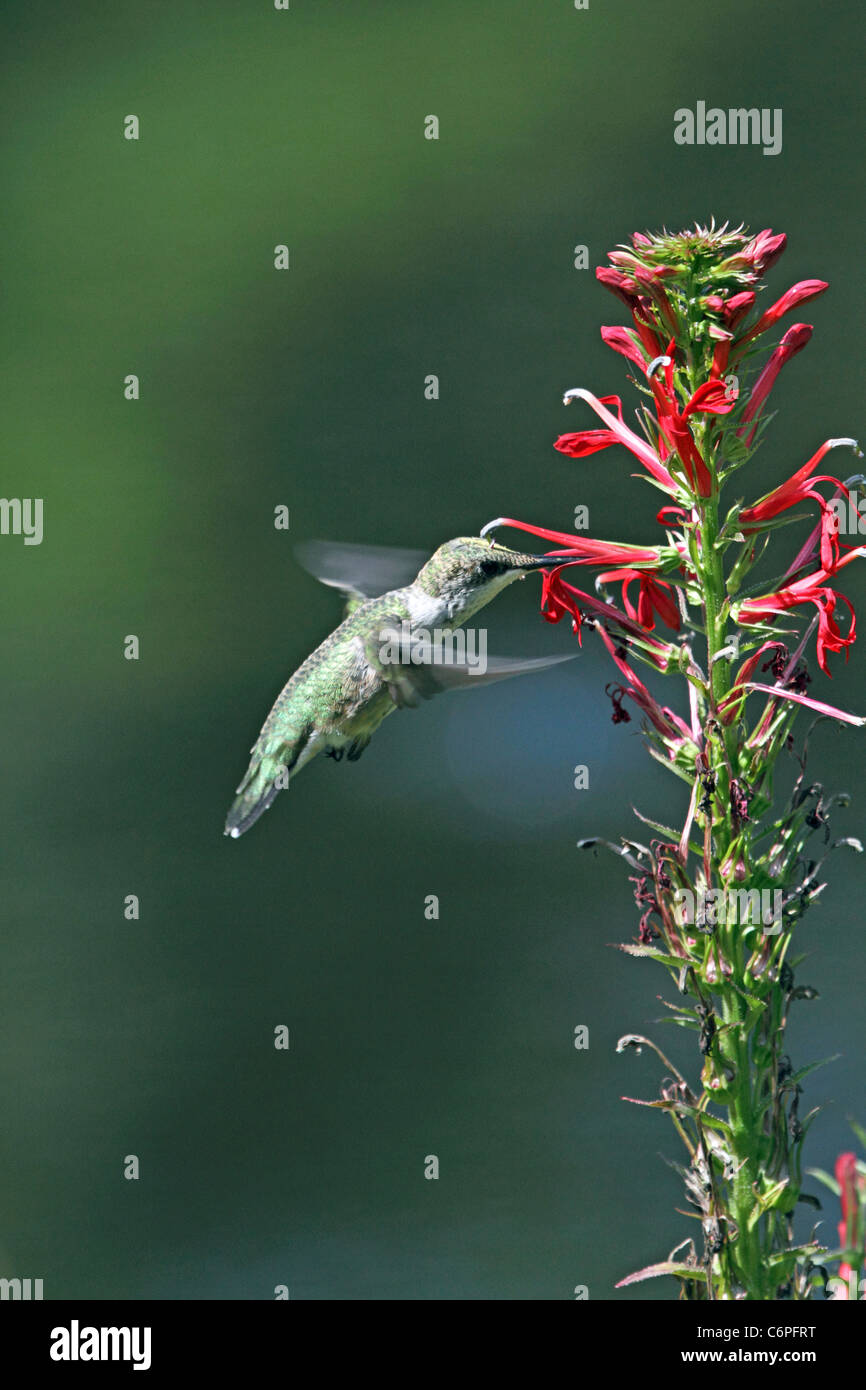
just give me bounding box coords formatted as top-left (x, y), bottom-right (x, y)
top-left (414, 536), bottom-right (557, 623)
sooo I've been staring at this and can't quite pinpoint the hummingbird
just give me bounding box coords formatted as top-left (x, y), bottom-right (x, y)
top-left (224, 534), bottom-right (572, 837)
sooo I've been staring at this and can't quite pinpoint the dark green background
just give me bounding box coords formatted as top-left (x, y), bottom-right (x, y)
top-left (2, 0), bottom-right (864, 1299)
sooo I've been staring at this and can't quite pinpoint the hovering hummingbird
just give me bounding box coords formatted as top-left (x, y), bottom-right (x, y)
top-left (224, 535), bottom-right (572, 837)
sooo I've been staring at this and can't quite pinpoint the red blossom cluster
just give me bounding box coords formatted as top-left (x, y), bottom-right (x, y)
top-left (488, 226), bottom-right (863, 731)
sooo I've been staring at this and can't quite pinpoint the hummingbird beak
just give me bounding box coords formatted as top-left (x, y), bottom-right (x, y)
top-left (481, 522), bottom-right (573, 572)
top-left (514, 555), bottom-right (566, 570)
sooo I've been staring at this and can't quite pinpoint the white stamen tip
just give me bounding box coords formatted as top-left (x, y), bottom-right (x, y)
top-left (828, 438), bottom-right (860, 452)
top-left (480, 518), bottom-right (506, 539)
top-left (647, 355), bottom-right (672, 379)
top-left (230, 828), bottom-right (240, 839)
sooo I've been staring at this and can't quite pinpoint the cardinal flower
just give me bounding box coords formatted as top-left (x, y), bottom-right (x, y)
top-left (647, 350), bottom-right (737, 495)
top-left (600, 325), bottom-right (650, 374)
top-left (739, 437), bottom-right (861, 570)
top-left (734, 547), bottom-right (866, 675)
top-left (595, 568), bottom-right (681, 631)
top-left (594, 623), bottom-right (693, 746)
top-left (743, 279), bottom-right (828, 341)
top-left (541, 570), bottom-right (681, 670)
top-left (553, 391), bottom-right (679, 494)
top-left (719, 640), bottom-right (866, 728)
top-left (739, 323), bottom-right (813, 443)
top-left (728, 228), bottom-right (787, 274)
top-left (479, 517), bottom-right (668, 569)
top-left (835, 1152), bottom-right (866, 1294)
top-left (596, 266), bottom-right (665, 358)
top-left (723, 291), bottom-right (756, 329)
top-left (596, 266), bottom-right (640, 309)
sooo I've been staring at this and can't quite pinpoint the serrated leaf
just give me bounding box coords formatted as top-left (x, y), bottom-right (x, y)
top-left (614, 942), bottom-right (691, 969)
top-left (693, 1111), bottom-right (733, 1137)
top-left (787, 1055), bottom-right (840, 1088)
top-left (631, 809), bottom-right (685, 841)
top-left (656, 997), bottom-right (700, 1018)
top-left (646, 744), bottom-right (697, 787)
top-left (657, 1016), bottom-right (700, 1031)
top-left (767, 1243), bottom-right (825, 1272)
top-left (616, 1261), bottom-right (704, 1288)
top-left (747, 1179), bottom-right (790, 1230)
top-left (621, 1095), bottom-right (673, 1109)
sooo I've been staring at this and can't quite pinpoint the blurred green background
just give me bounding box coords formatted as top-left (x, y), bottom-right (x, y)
top-left (1, 0), bottom-right (864, 1299)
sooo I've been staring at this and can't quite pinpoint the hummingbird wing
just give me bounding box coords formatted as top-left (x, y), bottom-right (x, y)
top-left (295, 540), bottom-right (427, 615)
top-left (374, 627), bottom-right (575, 704)
top-left (407, 650), bottom-right (576, 696)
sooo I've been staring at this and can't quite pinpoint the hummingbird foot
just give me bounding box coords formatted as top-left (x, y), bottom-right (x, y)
top-left (346, 735), bottom-right (370, 761)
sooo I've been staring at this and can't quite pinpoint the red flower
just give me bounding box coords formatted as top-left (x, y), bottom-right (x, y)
top-left (596, 266), bottom-right (667, 359)
top-left (737, 228), bottom-right (787, 274)
top-left (594, 623), bottom-right (693, 745)
top-left (739, 437), bottom-right (860, 570)
top-left (739, 323), bottom-right (813, 441)
top-left (600, 325), bottom-right (648, 373)
top-left (648, 349), bottom-right (737, 495)
top-left (709, 335), bottom-right (733, 381)
top-left (836, 1152), bottom-right (865, 1291)
top-left (596, 266), bottom-right (640, 309)
top-left (536, 568), bottom-right (691, 745)
top-left (596, 568), bottom-right (681, 631)
top-left (743, 279), bottom-right (828, 340)
top-left (543, 570), bottom-right (679, 668)
top-left (540, 567), bottom-right (584, 635)
top-left (480, 517), bottom-right (664, 566)
top-left (632, 267), bottom-right (678, 333)
top-left (480, 519), bottom-right (681, 649)
top-left (735, 547), bottom-right (865, 675)
top-left (723, 291), bottom-right (756, 328)
top-left (554, 389), bottom-right (679, 494)
top-left (631, 305), bottom-right (665, 359)
top-left (719, 639), bottom-right (866, 729)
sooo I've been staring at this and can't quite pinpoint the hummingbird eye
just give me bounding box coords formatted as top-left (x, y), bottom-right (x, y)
top-left (479, 557), bottom-right (503, 578)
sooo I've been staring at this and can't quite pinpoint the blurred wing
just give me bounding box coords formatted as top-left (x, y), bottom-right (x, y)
top-left (389, 644), bottom-right (576, 701)
top-left (295, 540), bottom-right (427, 614)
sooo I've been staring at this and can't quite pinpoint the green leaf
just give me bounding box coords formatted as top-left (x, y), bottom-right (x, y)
top-left (657, 1015), bottom-right (700, 1032)
top-left (616, 1261), bottom-right (704, 1288)
top-left (747, 1179), bottom-right (790, 1230)
top-left (630, 810), bottom-right (685, 841)
top-left (614, 943), bottom-right (692, 969)
top-left (786, 1055), bottom-right (840, 1088)
top-left (621, 1095), bottom-right (673, 1109)
top-left (646, 745), bottom-right (699, 787)
top-left (805, 1167), bottom-right (841, 1197)
top-left (849, 1118), bottom-right (866, 1150)
top-left (767, 1243), bottom-right (826, 1272)
top-left (693, 1110), bottom-right (733, 1137)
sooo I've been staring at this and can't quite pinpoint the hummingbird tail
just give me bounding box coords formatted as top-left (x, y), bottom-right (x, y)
top-left (224, 756), bottom-right (287, 839)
